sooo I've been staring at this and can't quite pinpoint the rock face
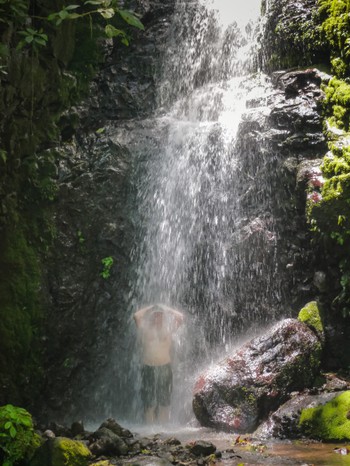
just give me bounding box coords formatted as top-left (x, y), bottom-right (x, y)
top-left (39, 0), bottom-right (177, 422)
top-left (192, 319), bottom-right (322, 432)
top-left (39, 0), bottom-right (330, 424)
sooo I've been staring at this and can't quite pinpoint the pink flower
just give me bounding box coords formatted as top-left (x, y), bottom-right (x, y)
top-left (307, 191), bottom-right (322, 203)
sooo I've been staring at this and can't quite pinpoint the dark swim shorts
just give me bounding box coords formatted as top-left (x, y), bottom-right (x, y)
top-left (141, 364), bottom-right (173, 408)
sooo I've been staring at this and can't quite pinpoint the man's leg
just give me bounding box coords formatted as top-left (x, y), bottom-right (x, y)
top-left (141, 365), bottom-right (156, 423)
top-left (158, 405), bottom-right (170, 423)
top-left (145, 406), bottom-right (156, 423)
top-left (156, 364), bottom-right (173, 423)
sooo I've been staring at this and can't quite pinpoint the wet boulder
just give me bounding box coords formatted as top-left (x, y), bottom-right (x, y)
top-left (187, 440), bottom-right (216, 457)
top-left (89, 427), bottom-right (129, 456)
top-left (98, 418), bottom-right (133, 439)
top-left (192, 318), bottom-right (322, 432)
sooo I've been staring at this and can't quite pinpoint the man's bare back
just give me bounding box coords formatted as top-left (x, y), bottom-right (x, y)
top-left (140, 322), bottom-right (172, 365)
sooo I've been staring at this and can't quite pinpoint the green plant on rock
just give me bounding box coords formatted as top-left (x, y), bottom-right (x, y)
top-left (0, 404), bottom-right (41, 466)
top-left (100, 256), bottom-right (114, 279)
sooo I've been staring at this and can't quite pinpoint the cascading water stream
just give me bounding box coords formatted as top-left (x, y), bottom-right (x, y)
top-left (112, 0), bottom-right (289, 426)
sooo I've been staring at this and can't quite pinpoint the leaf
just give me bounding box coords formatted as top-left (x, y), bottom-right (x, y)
top-left (104, 24), bottom-right (125, 38)
top-left (9, 425), bottom-right (17, 438)
top-left (67, 12), bottom-right (80, 19)
top-left (84, 0), bottom-right (105, 4)
top-left (0, 150), bottom-right (7, 163)
top-left (58, 9), bottom-right (70, 19)
top-left (95, 127), bottom-right (105, 133)
top-left (118, 9), bottom-right (145, 30)
top-left (34, 37), bottom-right (47, 46)
top-left (19, 417), bottom-right (32, 427)
top-left (25, 35), bottom-right (34, 43)
top-left (65, 4), bottom-right (80, 10)
top-left (47, 13), bottom-right (58, 21)
top-left (97, 7), bottom-right (114, 19)
top-left (4, 421), bottom-right (12, 429)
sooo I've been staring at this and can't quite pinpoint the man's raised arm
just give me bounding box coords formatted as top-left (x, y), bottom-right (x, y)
top-left (134, 305), bottom-right (154, 327)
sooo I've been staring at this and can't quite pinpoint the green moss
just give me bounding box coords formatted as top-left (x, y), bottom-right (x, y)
top-left (263, 1), bottom-right (326, 72)
top-left (324, 78), bottom-right (350, 131)
top-left (319, 0), bottom-right (350, 76)
top-left (299, 391), bottom-right (350, 440)
top-left (298, 301), bottom-right (324, 336)
top-left (51, 438), bottom-right (92, 466)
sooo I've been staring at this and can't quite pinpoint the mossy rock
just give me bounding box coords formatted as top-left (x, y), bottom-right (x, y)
top-left (30, 437), bottom-right (92, 466)
top-left (52, 437), bottom-right (91, 466)
top-left (299, 391), bottom-right (350, 440)
top-left (298, 301), bottom-right (324, 341)
top-left (90, 461), bottom-right (114, 466)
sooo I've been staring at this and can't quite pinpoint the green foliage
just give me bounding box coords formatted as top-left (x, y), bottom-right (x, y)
top-left (0, 404), bottom-right (41, 466)
top-left (0, 0), bottom-right (28, 26)
top-left (17, 28), bottom-right (48, 51)
top-left (44, 0), bottom-right (144, 47)
top-left (299, 391), bottom-right (350, 440)
top-left (77, 230), bottom-right (85, 244)
top-left (100, 256), bottom-right (114, 279)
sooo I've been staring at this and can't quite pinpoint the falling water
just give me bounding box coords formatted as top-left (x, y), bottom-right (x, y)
top-left (112, 0), bottom-right (289, 425)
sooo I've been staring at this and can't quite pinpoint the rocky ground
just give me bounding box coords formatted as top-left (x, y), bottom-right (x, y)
top-left (32, 415), bottom-right (350, 466)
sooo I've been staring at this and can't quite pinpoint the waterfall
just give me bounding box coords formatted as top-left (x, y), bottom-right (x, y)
top-left (111, 0), bottom-right (289, 425)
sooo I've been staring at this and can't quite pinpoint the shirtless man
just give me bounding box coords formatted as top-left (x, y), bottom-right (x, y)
top-left (134, 303), bottom-right (184, 423)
